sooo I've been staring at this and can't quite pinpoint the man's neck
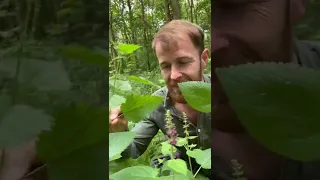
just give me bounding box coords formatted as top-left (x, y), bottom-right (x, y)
top-left (173, 102), bottom-right (199, 124)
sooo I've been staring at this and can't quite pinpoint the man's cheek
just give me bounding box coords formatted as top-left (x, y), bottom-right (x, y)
top-left (161, 71), bottom-right (170, 83)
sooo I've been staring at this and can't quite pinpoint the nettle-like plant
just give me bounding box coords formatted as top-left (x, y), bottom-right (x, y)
top-left (107, 44), bottom-right (212, 179)
top-left (215, 62), bottom-right (320, 162)
top-left (109, 80), bottom-right (211, 180)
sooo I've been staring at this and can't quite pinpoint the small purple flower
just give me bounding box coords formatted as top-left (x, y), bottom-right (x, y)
top-left (174, 152), bottom-right (180, 159)
top-left (170, 138), bottom-right (177, 145)
top-left (166, 135), bottom-right (170, 140)
top-left (170, 128), bottom-right (177, 137)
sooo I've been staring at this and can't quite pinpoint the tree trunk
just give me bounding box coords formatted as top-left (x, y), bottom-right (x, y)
top-left (194, 0), bottom-right (198, 24)
top-left (190, 0), bottom-right (194, 23)
top-left (171, 0), bottom-right (181, 20)
top-left (139, 0), bottom-right (151, 71)
top-left (126, 0), bottom-right (137, 44)
top-left (119, 0), bottom-right (130, 43)
top-left (109, 10), bottom-right (117, 59)
top-left (164, 0), bottom-right (171, 22)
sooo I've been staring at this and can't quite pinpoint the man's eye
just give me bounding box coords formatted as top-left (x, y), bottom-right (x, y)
top-left (179, 61), bottom-right (188, 65)
top-left (161, 65), bottom-right (169, 69)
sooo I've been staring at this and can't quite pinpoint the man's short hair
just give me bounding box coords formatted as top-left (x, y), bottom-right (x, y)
top-left (152, 20), bottom-right (205, 56)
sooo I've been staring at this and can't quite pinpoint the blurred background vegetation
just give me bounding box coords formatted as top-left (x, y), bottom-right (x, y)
top-left (0, 0), bottom-right (319, 173)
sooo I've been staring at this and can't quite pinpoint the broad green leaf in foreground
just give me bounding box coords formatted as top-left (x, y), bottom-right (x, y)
top-left (0, 58), bottom-right (71, 91)
top-left (216, 62), bottom-right (320, 161)
top-left (186, 148), bottom-right (211, 169)
top-left (109, 94), bottom-right (126, 109)
top-left (161, 141), bottom-right (177, 155)
top-left (0, 105), bottom-right (52, 148)
top-left (121, 94), bottom-right (163, 122)
top-left (175, 137), bottom-right (188, 147)
top-left (194, 174), bottom-right (210, 180)
top-left (47, 141), bottom-right (109, 180)
top-left (159, 174), bottom-right (190, 180)
top-left (37, 104), bottom-right (109, 162)
top-left (109, 131), bottom-right (136, 161)
top-left (59, 44), bottom-right (108, 67)
top-left (166, 159), bottom-right (188, 175)
top-left (109, 79), bottom-right (132, 91)
top-left (110, 166), bottom-right (158, 180)
top-left (116, 44), bottom-right (142, 55)
top-left (128, 75), bottom-right (161, 88)
top-left (178, 81), bottom-right (211, 112)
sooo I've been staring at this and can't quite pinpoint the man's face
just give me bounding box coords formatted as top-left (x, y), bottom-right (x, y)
top-left (154, 33), bottom-right (209, 104)
top-left (211, 0), bottom-right (307, 132)
top-left (212, 0), bottom-right (290, 66)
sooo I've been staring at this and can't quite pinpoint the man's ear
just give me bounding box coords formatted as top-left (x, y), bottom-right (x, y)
top-left (291, 0), bottom-right (308, 23)
top-left (201, 49), bottom-right (209, 64)
top-left (200, 49), bottom-right (209, 71)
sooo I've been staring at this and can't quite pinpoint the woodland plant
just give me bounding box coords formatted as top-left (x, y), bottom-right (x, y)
top-left (109, 109), bottom-right (211, 180)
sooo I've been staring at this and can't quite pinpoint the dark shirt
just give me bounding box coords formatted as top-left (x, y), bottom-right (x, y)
top-left (121, 74), bottom-right (212, 177)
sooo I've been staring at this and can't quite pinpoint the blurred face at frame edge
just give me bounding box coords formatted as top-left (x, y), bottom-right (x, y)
top-left (211, 0), bottom-right (308, 132)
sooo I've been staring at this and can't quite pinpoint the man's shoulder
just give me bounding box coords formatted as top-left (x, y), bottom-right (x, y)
top-left (296, 40), bottom-right (320, 69)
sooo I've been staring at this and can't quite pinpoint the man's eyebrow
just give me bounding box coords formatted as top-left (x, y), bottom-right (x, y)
top-left (159, 56), bottom-right (193, 66)
top-left (176, 56), bottom-right (194, 62)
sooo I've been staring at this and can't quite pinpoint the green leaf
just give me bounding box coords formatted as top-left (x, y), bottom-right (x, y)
top-left (121, 94), bottom-right (163, 123)
top-left (47, 141), bottom-right (109, 180)
top-left (159, 174), bottom-right (190, 180)
top-left (166, 159), bottom-right (188, 175)
top-left (186, 149), bottom-right (203, 159)
top-left (59, 45), bottom-right (108, 67)
top-left (0, 105), bottom-right (52, 148)
top-left (194, 174), bottom-right (210, 180)
top-left (178, 82), bottom-right (211, 112)
top-left (109, 158), bottom-right (142, 175)
top-left (188, 144), bottom-right (197, 149)
top-left (110, 153), bottom-right (122, 161)
top-left (187, 149), bottom-right (211, 169)
top-left (37, 104), bottom-right (109, 162)
top-left (109, 132), bottom-right (136, 161)
top-left (216, 62), bottom-right (320, 161)
top-left (117, 44), bottom-right (142, 55)
top-left (128, 76), bottom-right (161, 88)
top-left (161, 141), bottom-right (176, 155)
top-left (176, 137), bottom-right (188, 147)
top-left (110, 166), bottom-right (158, 180)
top-left (109, 79), bottom-right (132, 91)
top-left (109, 94), bottom-right (126, 109)
top-left (188, 136), bottom-right (197, 139)
top-left (0, 59), bottom-right (71, 91)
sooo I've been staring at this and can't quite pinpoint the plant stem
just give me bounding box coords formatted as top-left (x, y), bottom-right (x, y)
top-left (170, 145), bottom-right (174, 159)
top-left (193, 166), bottom-right (202, 178)
top-left (184, 144), bottom-right (193, 175)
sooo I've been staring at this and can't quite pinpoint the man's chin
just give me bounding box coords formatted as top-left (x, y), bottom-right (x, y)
top-left (169, 92), bottom-right (187, 104)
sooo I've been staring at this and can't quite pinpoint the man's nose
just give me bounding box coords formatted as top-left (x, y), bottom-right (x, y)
top-left (170, 67), bottom-right (182, 80)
